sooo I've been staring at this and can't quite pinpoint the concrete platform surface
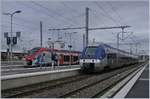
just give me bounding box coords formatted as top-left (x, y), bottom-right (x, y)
top-left (125, 64), bottom-right (149, 98)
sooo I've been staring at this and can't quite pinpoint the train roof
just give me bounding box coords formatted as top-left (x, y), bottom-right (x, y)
top-left (37, 47), bottom-right (81, 54)
top-left (87, 43), bottom-right (138, 58)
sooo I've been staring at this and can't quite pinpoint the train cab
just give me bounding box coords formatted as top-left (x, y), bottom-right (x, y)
top-left (80, 45), bottom-right (107, 72)
top-left (25, 47), bottom-right (41, 65)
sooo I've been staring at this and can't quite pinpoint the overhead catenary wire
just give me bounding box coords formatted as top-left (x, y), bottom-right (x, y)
top-left (90, 9), bottom-right (117, 29)
top-left (94, 2), bottom-right (122, 26)
top-left (13, 16), bottom-right (39, 28)
top-left (57, 13), bottom-right (85, 28)
top-left (3, 20), bottom-right (38, 30)
top-left (17, 1), bottom-right (84, 29)
top-left (107, 2), bottom-right (126, 25)
top-left (1, 24), bottom-right (39, 35)
top-left (15, 1), bottom-right (85, 49)
top-left (3, 13), bottom-right (41, 28)
top-left (90, 9), bottom-right (119, 26)
top-left (31, 1), bottom-right (80, 26)
top-left (61, 2), bottom-right (82, 16)
top-left (90, 10), bottom-right (112, 33)
top-left (16, 1), bottom-right (74, 27)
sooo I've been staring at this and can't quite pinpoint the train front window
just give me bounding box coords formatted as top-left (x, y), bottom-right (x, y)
top-left (85, 47), bottom-right (97, 56)
top-left (28, 47), bottom-right (39, 55)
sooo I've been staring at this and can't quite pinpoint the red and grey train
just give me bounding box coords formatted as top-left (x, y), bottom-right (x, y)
top-left (25, 47), bottom-right (80, 67)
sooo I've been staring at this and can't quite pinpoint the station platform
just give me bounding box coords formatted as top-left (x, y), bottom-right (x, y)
top-left (125, 64), bottom-right (149, 98)
top-left (1, 65), bottom-right (80, 76)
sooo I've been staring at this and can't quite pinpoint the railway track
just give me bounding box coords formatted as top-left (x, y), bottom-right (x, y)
top-left (61, 66), bottom-right (141, 98)
top-left (2, 74), bottom-right (92, 98)
top-left (2, 63), bottom-right (143, 98)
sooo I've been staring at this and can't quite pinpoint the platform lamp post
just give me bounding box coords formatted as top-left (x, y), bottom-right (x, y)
top-left (68, 32), bottom-right (77, 66)
top-left (3, 10), bottom-right (22, 62)
top-left (68, 45), bottom-right (72, 66)
top-left (48, 38), bottom-right (55, 68)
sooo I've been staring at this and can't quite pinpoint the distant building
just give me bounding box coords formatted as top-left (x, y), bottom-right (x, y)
top-left (1, 50), bottom-right (26, 61)
top-left (47, 40), bottom-right (65, 50)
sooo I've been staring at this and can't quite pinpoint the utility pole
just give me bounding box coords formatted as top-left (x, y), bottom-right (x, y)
top-left (129, 43), bottom-right (133, 54)
top-left (86, 7), bottom-right (89, 47)
top-left (135, 43), bottom-right (138, 54)
top-left (116, 33), bottom-right (119, 64)
top-left (83, 34), bottom-right (86, 49)
top-left (117, 33), bottom-right (119, 50)
top-left (40, 21), bottom-right (43, 47)
top-left (121, 27), bottom-right (125, 40)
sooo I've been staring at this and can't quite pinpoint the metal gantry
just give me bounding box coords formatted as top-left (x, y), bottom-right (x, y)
top-left (49, 7), bottom-right (131, 48)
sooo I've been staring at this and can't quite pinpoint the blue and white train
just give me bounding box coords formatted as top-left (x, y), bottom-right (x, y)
top-left (80, 43), bottom-right (138, 73)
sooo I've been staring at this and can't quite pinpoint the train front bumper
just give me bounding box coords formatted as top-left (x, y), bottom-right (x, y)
top-left (80, 59), bottom-right (101, 63)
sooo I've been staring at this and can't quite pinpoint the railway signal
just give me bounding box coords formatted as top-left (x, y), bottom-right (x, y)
top-left (68, 45), bottom-right (72, 66)
top-left (12, 37), bottom-right (17, 45)
top-left (6, 37), bottom-right (11, 45)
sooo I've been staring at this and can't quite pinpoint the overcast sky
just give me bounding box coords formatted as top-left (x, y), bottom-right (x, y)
top-left (1, 0), bottom-right (149, 54)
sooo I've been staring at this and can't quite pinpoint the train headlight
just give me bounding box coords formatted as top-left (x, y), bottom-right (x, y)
top-left (96, 59), bottom-right (101, 62)
top-left (97, 60), bottom-right (101, 62)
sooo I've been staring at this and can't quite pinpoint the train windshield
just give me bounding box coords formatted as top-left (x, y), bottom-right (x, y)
top-left (85, 47), bottom-right (97, 56)
top-left (28, 47), bottom-right (40, 55)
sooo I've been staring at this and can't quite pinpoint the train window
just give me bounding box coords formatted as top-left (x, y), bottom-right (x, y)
top-left (28, 47), bottom-right (40, 55)
top-left (107, 53), bottom-right (116, 59)
top-left (85, 47), bottom-right (97, 56)
top-left (64, 55), bottom-right (70, 62)
top-left (73, 56), bottom-right (79, 61)
top-left (121, 57), bottom-right (130, 60)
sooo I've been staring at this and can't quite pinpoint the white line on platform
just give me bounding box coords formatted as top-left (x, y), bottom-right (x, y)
top-left (1, 65), bottom-right (25, 68)
top-left (113, 64), bottom-right (146, 98)
top-left (1, 65), bottom-right (80, 72)
top-left (101, 66), bottom-right (141, 98)
top-left (1, 64), bottom-right (79, 68)
top-left (1, 68), bottom-right (80, 80)
top-left (139, 78), bottom-right (149, 81)
top-left (1, 67), bottom-right (42, 72)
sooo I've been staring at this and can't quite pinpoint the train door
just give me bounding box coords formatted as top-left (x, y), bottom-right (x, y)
top-left (59, 54), bottom-right (64, 65)
top-left (71, 55), bottom-right (73, 65)
top-left (107, 53), bottom-right (117, 68)
top-left (64, 55), bottom-right (70, 65)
